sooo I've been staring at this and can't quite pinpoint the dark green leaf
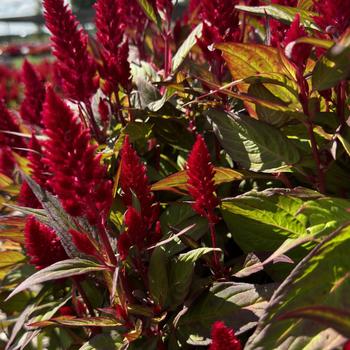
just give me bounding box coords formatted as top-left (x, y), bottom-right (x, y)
top-left (148, 247), bottom-right (169, 307)
top-left (246, 224), bottom-right (350, 349)
top-left (207, 110), bottom-right (300, 172)
top-left (235, 4), bottom-right (319, 30)
top-left (176, 282), bottom-right (276, 345)
top-left (7, 259), bottom-right (107, 300)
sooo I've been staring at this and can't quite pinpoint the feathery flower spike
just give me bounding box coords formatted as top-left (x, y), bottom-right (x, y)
top-left (209, 321), bottom-right (241, 350)
top-left (24, 216), bottom-right (68, 270)
top-left (282, 14), bottom-right (311, 69)
top-left (186, 134), bottom-right (219, 224)
top-left (0, 99), bottom-right (26, 152)
top-left (20, 60), bottom-right (46, 127)
top-left (42, 86), bottom-right (112, 225)
top-left (95, 0), bottom-right (131, 94)
top-left (120, 136), bottom-right (157, 223)
top-left (43, 0), bottom-right (97, 102)
top-left (313, 0), bottom-right (350, 37)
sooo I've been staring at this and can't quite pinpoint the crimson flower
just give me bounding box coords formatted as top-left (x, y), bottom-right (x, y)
top-left (209, 321), bottom-right (241, 350)
top-left (43, 0), bottom-right (97, 102)
top-left (313, 0), bottom-right (350, 37)
top-left (0, 146), bottom-right (15, 177)
top-left (24, 216), bottom-right (68, 270)
top-left (186, 134), bottom-right (219, 224)
top-left (42, 87), bottom-right (112, 225)
top-left (282, 14), bottom-right (311, 69)
top-left (120, 136), bottom-right (158, 224)
top-left (0, 99), bottom-right (26, 152)
top-left (20, 60), bottom-right (46, 127)
top-left (195, 0), bottom-right (240, 80)
top-left (94, 0), bottom-right (131, 95)
top-left (118, 137), bottom-right (161, 259)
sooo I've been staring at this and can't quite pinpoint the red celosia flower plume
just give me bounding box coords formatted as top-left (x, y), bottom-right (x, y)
top-left (95, 0), bottom-right (131, 94)
top-left (313, 0), bottom-right (350, 37)
top-left (195, 0), bottom-right (240, 80)
top-left (43, 0), bottom-right (97, 102)
top-left (24, 216), bottom-right (68, 270)
top-left (0, 99), bottom-right (26, 152)
top-left (209, 321), bottom-right (241, 350)
top-left (0, 146), bottom-right (15, 177)
top-left (42, 87), bottom-right (112, 225)
top-left (118, 136), bottom-right (161, 259)
top-left (27, 134), bottom-right (51, 190)
top-left (20, 59), bottom-right (46, 127)
top-left (282, 14), bottom-right (311, 69)
top-left (120, 136), bottom-right (158, 223)
top-left (186, 134), bottom-right (219, 224)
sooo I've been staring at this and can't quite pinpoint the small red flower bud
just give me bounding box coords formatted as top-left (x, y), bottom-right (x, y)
top-left (210, 321), bottom-right (241, 350)
top-left (24, 216), bottom-right (68, 270)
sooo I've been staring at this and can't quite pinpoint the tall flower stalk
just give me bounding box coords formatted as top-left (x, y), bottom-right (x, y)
top-left (186, 134), bottom-right (221, 270)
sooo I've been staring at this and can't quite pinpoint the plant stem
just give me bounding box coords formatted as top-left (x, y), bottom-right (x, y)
top-left (209, 221), bottom-right (220, 272)
top-left (337, 80), bottom-right (347, 128)
top-left (98, 220), bottom-right (118, 266)
top-left (72, 278), bottom-right (95, 317)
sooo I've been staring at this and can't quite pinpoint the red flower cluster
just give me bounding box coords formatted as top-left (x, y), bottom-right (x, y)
top-left (20, 60), bottom-right (46, 127)
top-left (186, 134), bottom-right (219, 224)
top-left (95, 0), bottom-right (131, 95)
top-left (0, 64), bottom-right (20, 103)
top-left (43, 0), bottom-right (97, 103)
top-left (313, 0), bottom-right (350, 37)
top-left (117, 136), bottom-right (161, 259)
top-left (209, 321), bottom-right (241, 350)
top-left (0, 146), bottom-right (15, 177)
top-left (42, 87), bottom-right (112, 225)
top-left (195, 0), bottom-right (240, 79)
top-left (0, 100), bottom-right (26, 152)
top-left (24, 216), bottom-right (68, 270)
top-left (282, 14), bottom-right (311, 69)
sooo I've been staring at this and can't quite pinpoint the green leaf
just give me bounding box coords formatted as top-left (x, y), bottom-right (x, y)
top-left (148, 247), bottom-right (169, 307)
top-left (0, 251), bottom-right (25, 269)
top-left (160, 203), bottom-right (210, 256)
top-left (79, 333), bottom-right (123, 350)
top-left (216, 43), bottom-right (288, 80)
top-left (29, 316), bottom-right (121, 328)
top-left (235, 4), bottom-right (319, 30)
top-left (176, 282), bottom-right (276, 345)
top-left (136, 0), bottom-right (160, 27)
top-left (168, 248), bottom-right (221, 309)
top-left (312, 42), bottom-right (350, 91)
top-left (7, 259), bottom-right (107, 300)
top-left (172, 23), bottom-right (203, 73)
top-left (222, 190), bottom-right (350, 278)
top-left (278, 306), bottom-right (350, 338)
top-left (245, 224), bottom-right (350, 350)
top-left (221, 190), bottom-right (350, 253)
top-left (207, 109), bottom-right (300, 172)
top-left (151, 167), bottom-right (249, 191)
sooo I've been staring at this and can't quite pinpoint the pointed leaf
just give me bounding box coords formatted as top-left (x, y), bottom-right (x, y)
top-left (172, 23), bottom-right (203, 73)
top-left (7, 259), bottom-right (107, 300)
top-left (235, 4), bottom-right (319, 30)
top-left (148, 247), bottom-right (169, 307)
top-left (207, 110), bottom-right (300, 172)
top-left (245, 224), bottom-right (350, 350)
top-left (176, 282), bottom-right (276, 345)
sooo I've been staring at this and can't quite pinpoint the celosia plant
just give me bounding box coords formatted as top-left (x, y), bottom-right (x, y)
top-left (0, 0), bottom-right (350, 349)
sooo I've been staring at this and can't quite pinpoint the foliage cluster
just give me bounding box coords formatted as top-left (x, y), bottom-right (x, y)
top-left (0, 0), bottom-right (350, 349)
